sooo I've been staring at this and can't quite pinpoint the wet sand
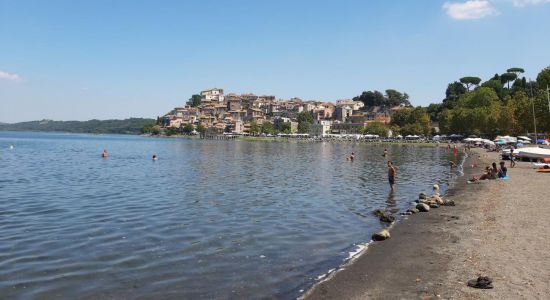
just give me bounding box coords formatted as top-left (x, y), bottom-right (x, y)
top-left (302, 149), bottom-right (550, 299)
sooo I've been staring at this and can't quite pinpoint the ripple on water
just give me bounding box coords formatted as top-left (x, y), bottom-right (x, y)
top-left (0, 132), bottom-right (461, 299)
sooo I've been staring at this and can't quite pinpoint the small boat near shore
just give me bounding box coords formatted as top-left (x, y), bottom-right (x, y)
top-left (516, 147), bottom-right (550, 161)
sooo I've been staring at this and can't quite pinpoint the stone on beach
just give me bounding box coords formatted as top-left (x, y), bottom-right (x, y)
top-left (407, 208), bottom-right (420, 214)
top-left (429, 195), bottom-right (443, 204)
top-left (419, 192), bottom-right (428, 200)
top-left (429, 203), bottom-right (440, 208)
top-left (416, 203), bottom-right (430, 212)
top-left (442, 199), bottom-right (456, 206)
top-left (372, 229), bottom-right (390, 241)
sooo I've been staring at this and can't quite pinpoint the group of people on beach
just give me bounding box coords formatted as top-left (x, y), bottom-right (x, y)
top-left (470, 161), bottom-right (507, 182)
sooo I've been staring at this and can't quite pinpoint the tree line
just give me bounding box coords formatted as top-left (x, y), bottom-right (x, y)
top-left (428, 66), bottom-right (550, 136)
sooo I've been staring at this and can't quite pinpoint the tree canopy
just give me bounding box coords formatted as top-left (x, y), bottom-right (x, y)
top-left (186, 94), bottom-right (202, 107)
top-left (459, 76), bottom-right (481, 91)
top-left (353, 89), bottom-right (411, 108)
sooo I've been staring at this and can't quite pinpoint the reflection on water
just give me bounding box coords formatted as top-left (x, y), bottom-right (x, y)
top-left (0, 132), bottom-right (460, 299)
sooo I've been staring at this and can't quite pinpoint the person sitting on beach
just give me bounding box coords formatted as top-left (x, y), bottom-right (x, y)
top-left (101, 149), bottom-right (108, 158)
top-left (498, 161), bottom-right (507, 178)
top-left (473, 166), bottom-right (495, 181)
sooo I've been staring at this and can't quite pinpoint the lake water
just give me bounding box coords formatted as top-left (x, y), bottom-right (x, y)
top-left (0, 132), bottom-right (461, 299)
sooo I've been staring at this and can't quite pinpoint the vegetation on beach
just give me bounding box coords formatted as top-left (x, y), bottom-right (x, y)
top-left (430, 66), bottom-right (550, 136)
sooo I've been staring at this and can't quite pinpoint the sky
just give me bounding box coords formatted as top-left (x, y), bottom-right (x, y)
top-left (1, 0), bottom-right (549, 123)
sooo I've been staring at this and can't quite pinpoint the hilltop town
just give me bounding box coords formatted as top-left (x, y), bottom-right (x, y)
top-left (158, 88), bottom-right (410, 137)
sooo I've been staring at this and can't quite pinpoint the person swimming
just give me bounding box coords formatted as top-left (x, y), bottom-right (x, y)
top-left (349, 152), bottom-right (355, 161)
top-left (101, 149), bottom-right (108, 158)
top-left (152, 154), bottom-right (158, 161)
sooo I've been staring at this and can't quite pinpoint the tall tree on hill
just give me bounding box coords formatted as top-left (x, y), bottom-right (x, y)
top-left (459, 76), bottom-right (482, 91)
top-left (500, 73), bottom-right (517, 89)
top-left (442, 81), bottom-right (467, 109)
top-left (536, 66), bottom-right (550, 89)
top-left (297, 111), bottom-right (314, 133)
top-left (385, 89), bottom-right (411, 106)
top-left (507, 67), bottom-right (525, 78)
top-left (353, 90), bottom-right (385, 107)
top-left (481, 79), bottom-right (507, 101)
top-left (186, 94), bottom-right (202, 107)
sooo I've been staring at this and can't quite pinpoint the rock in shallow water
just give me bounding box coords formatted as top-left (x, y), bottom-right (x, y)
top-left (419, 192), bottom-right (428, 200)
top-left (372, 229), bottom-right (390, 241)
top-left (416, 203), bottom-right (430, 212)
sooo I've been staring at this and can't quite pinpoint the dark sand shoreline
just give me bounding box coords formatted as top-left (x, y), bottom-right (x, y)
top-left (302, 148), bottom-right (550, 299)
top-left (300, 149), bottom-right (476, 299)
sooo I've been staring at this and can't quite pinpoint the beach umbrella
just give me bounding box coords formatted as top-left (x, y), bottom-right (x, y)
top-left (518, 136), bottom-right (531, 141)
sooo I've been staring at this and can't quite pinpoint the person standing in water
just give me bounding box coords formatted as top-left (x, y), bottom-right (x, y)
top-left (101, 149), bottom-right (108, 158)
top-left (383, 148), bottom-right (388, 157)
top-left (387, 160), bottom-right (396, 191)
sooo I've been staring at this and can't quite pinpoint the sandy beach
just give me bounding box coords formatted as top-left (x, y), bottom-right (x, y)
top-left (302, 148), bottom-right (550, 299)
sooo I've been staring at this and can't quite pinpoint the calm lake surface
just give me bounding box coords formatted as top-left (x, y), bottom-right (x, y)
top-left (0, 132), bottom-right (462, 299)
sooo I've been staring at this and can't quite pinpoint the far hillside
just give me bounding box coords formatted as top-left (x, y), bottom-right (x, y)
top-left (0, 118), bottom-right (155, 135)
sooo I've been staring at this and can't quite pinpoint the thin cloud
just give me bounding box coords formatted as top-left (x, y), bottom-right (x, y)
top-left (443, 0), bottom-right (500, 20)
top-left (512, 0), bottom-right (550, 7)
top-left (0, 70), bottom-right (21, 81)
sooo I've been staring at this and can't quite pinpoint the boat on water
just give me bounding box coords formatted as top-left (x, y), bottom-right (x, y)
top-left (516, 147), bottom-right (550, 161)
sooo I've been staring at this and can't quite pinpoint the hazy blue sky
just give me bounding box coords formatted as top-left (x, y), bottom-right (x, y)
top-left (1, 0), bottom-right (549, 122)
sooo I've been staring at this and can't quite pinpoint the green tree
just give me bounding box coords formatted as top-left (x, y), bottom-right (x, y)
top-left (385, 89), bottom-right (411, 106)
top-left (507, 67), bottom-right (525, 78)
top-left (140, 123), bottom-right (155, 134)
top-left (151, 125), bottom-right (161, 135)
top-left (182, 123), bottom-right (194, 134)
top-left (280, 122), bottom-right (292, 134)
top-left (186, 94), bottom-right (202, 107)
top-left (364, 122), bottom-right (389, 137)
top-left (481, 79), bottom-right (507, 101)
top-left (500, 73), bottom-right (517, 89)
top-left (249, 121), bottom-right (260, 135)
top-left (261, 122), bottom-right (274, 134)
top-left (459, 76), bottom-right (481, 91)
top-left (442, 81), bottom-right (467, 109)
top-left (536, 66), bottom-right (550, 90)
top-left (165, 127), bottom-right (178, 136)
top-left (353, 90), bottom-right (385, 107)
top-left (297, 111), bottom-right (314, 133)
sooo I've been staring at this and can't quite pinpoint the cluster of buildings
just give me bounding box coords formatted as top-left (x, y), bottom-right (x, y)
top-left (161, 88), bottom-right (403, 135)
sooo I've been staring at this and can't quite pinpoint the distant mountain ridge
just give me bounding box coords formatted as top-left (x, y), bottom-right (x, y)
top-left (0, 118), bottom-right (155, 135)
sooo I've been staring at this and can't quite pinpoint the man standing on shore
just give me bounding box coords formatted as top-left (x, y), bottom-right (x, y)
top-left (387, 160), bottom-right (396, 191)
